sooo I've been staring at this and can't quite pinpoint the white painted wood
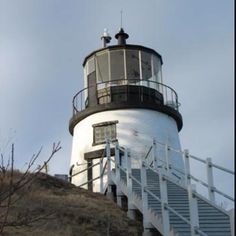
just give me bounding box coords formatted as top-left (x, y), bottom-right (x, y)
top-left (99, 157), bottom-right (103, 192)
top-left (115, 143), bottom-right (123, 207)
top-left (229, 208), bottom-right (234, 236)
top-left (152, 138), bottom-right (158, 169)
top-left (165, 144), bottom-right (170, 175)
top-left (125, 149), bottom-right (137, 219)
top-left (106, 140), bottom-right (113, 199)
top-left (159, 173), bottom-right (170, 236)
top-left (141, 161), bottom-right (154, 235)
top-left (188, 184), bottom-right (199, 236)
top-left (106, 140), bottom-right (111, 183)
top-left (184, 149), bottom-right (191, 186)
top-left (206, 157), bottom-right (216, 203)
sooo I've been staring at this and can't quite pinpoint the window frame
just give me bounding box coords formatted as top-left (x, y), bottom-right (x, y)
top-left (92, 120), bottom-right (118, 146)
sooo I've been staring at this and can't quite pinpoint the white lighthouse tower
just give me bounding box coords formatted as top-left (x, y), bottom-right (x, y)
top-left (68, 28), bottom-right (234, 236)
top-left (69, 28), bottom-right (184, 191)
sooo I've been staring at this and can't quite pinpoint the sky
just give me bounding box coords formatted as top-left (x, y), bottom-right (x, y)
top-left (0, 1), bottom-right (234, 206)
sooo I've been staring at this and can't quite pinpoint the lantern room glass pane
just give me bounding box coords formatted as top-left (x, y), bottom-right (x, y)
top-left (153, 55), bottom-right (162, 83)
top-left (96, 52), bottom-right (109, 82)
top-left (141, 51), bottom-right (152, 80)
top-left (110, 50), bottom-right (125, 82)
top-left (87, 57), bottom-right (95, 75)
top-left (126, 50), bottom-right (140, 81)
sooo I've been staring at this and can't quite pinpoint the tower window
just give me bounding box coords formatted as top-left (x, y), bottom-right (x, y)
top-left (96, 51), bottom-right (109, 82)
top-left (126, 50), bottom-right (140, 81)
top-left (110, 50), bottom-right (125, 82)
top-left (141, 51), bottom-right (152, 80)
top-left (92, 121), bottom-right (118, 145)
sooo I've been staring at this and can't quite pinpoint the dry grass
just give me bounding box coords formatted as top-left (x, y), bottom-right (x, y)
top-left (1, 172), bottom-right (142, 236)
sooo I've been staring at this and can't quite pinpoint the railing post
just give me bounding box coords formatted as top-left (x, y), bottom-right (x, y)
top-left (125, 148), bottom-right (136, 219)
top-left (159, 173), bottom-right (170, 236)
top-left (165, 144), bottom-right (170, 175)
top-left (229, 208), bottom-right (234, 236)
top-left (100, 157), bottom-right (104, 193)
top-left (106, 139), bottom-right (113, 199)
top-left (188, 184), bottom-right (199, 236)
top-left (106, 139), bottom-right (111, 181)
top-left (206, 157), bottom-right (216, 203)
top-left (115, 143), bottom-right (123, 207)
top-left (152, 138), bottom-right (158, 169)
top-left (115, 143), bottom-right (120, 180)
top-left (184, 149), bottom-right (191, 186)
top-left (141, 161), bottom-right (153, 235)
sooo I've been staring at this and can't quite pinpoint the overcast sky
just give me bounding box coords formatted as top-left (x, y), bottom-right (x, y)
top-left (0, 0), bottom-right (234, 205)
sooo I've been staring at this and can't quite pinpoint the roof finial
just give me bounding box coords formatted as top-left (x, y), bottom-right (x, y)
top-left (115, 27), bottom-right (129, 45)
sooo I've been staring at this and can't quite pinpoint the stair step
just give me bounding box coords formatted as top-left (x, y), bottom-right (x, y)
top-left (114, 168), bottom-right (232, 236)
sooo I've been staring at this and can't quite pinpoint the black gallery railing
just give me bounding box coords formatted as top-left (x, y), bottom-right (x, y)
top-left (72, 79), bottom-right (180, 115)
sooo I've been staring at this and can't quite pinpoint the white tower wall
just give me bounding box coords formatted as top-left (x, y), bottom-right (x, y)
top-left (70, 109), bottom-right (184, 191)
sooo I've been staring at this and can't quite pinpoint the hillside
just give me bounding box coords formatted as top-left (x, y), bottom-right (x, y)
top-left (1, 172), bottom-right (142, 236)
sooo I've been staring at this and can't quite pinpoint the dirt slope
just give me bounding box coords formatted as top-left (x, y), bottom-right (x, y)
top-left (1, 172), bottom-right (142, 236)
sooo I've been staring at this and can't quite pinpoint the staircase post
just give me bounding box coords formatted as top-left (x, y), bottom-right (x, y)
top-left (100, 157), bottom-right (104, 193)
top-left (159, 173), bottom-right (170, 236)
top-left (188, 184), bottom-right (199, 236)
top-left (206, 157), bottom-right (216, 203)
top-left (229, 208), bottom-right (234, 236)
top-left (126, 148), bottom-right (136, 219)
top-left (165, 144), bottom-right (170, 176)
top-left (141, 161), bottom-right (153, 235)
top-left (106, 139), bottom-right (113, 199)
top-left (184, 149), bottom-right (191, 186)
top-left (152, 138), bottom-right (158, 169)
top-left (115, 143), bottom-right (123, 207)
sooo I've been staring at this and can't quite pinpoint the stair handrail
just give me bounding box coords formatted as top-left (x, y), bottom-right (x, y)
top-left (71, 147), bottom-right (108, 192)
top-left (152, 153), bottom-right (230, 203)
top-left (151, 137), bottom-right (234, 174)
top-left (71, 161), bottom-right (100, 178)
top-left (112, 142), bottom-right (209, 236)
top-left (145, 162), bottom-right (231, 216)
top-left (111, 139), bottom-right (234, 205)
top-left (142, 137), bottom-right (235, 205)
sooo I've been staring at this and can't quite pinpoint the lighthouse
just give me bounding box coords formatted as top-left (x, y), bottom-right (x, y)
top-left (69, 28), bottom-right (185, 192)
top-left (67, 28), bottom-right (234, 236)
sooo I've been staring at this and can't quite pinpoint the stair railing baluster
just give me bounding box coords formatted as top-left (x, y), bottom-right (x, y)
top-left (165, 144), bottom-right (170, 176)
top-left (184, 149), bottom-right (191, 187)
top-left (141, 160), bottom-right (152, 234)
top-left (229, 208), bottom-right (234, 236)
top-left (188, 184), bottom-right (200, 236)
top-left (106, 139), bottom-right (113, 198)
top-left (159, 173), bottom-right (170, 236)
top-left (115, 143), bottom-right (123, 207)
top-left (126, 149), bottom-right (136, 219)
top-left (152, 138), bottom-right (158, 169)
top-left (100, 155), bottom-right (104, 193)
top-left (206, 157), bottom-right (216, 203)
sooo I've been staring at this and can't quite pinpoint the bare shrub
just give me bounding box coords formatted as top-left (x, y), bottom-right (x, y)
top-left (0, 142), bottom-right (61, 234)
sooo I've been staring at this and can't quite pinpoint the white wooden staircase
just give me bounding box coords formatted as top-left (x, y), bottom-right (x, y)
top-left (74, 140), bottom-right (234, 236)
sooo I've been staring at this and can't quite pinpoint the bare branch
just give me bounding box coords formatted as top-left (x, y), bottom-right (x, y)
top-left (0, 144), bottom-right (14, 234)
top-left (0, 142), bottom-right (61, 234)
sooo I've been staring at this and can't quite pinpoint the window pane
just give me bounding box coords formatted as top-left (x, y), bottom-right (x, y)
top-left (153, 55), bottom-right (161, 83)
top-left (94, 123), bottom-right (117, 144)
top-left (141, 51), bottom-right (152, 80)
top-left (87, 57), bottom-right (95, 75)
top-left (110, 50), bottom-right (125, 82)
top-left (96, 52), bottom-right (109, 82)
top-left (126, 50), bottom-right (140, 81)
